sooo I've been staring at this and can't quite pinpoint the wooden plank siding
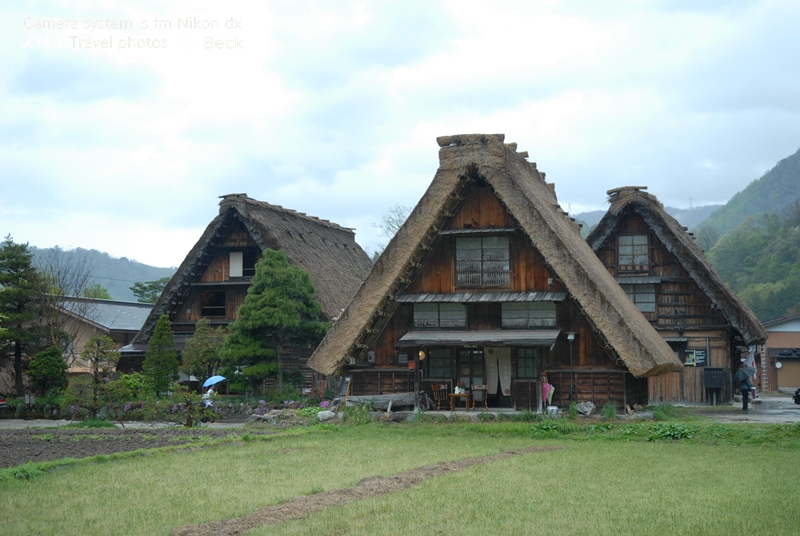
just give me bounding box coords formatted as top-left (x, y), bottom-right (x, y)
top-left (594, 214), bottom-right (738, 404)
top-left (356, 185), bottom-right (641, 411)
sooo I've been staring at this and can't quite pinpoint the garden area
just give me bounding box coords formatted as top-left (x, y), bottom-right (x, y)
top-left (2, 406), bottom-right (800, 535)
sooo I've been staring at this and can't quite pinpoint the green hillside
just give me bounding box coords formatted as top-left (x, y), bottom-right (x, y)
top-left (706, 202), bottom-right (800, 322)
top-left (31, 247), bottom-right (176, 302)
top-left (699, 147), bottom-right (800, 235)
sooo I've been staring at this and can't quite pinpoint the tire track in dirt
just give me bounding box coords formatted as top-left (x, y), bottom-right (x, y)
top-left (172, 445), bottom-right (564, 536)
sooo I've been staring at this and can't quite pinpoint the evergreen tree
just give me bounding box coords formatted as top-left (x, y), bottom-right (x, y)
top-left (0, 235), bottom-right (47, 396)
top-left (27, 346), bottom-right (68, 395)
top-left (220, 249), bottom-right (329, 391)
top-left (142, 314), bottom-right (179, 397)
top-left (181, 317), bottom-right (225, 386)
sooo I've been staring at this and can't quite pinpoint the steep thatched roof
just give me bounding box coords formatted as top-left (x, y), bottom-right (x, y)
top-left (133, 194), bottom-right (372, 343)
top-left (308, 134), bottom-right (681, 377)
top-left (587, 186), bottom-right (767, 345)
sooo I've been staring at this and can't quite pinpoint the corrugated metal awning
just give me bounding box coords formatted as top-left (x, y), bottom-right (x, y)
top-left (397, 292), bottom-right (567, 303)
top-left (615, 276), bottom-right (662, 285)
top-left (395, 330), bottom-right (561, 347)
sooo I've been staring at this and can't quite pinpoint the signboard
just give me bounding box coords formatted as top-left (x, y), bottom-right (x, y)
top-left (684, 349), bottom-right (707, 367)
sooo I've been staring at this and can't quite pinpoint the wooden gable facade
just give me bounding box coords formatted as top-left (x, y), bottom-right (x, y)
top-left (123, 194), bottom-right (373, 387)
top-left (588, 186), bottom-right (767, 404)
top-left (309, 134), bottom-right (681, 412)
top-left (366, 186), bottom-right (643, 410)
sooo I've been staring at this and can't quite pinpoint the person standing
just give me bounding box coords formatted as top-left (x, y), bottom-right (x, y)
top-left (740, 373), bottom-right (753, 411)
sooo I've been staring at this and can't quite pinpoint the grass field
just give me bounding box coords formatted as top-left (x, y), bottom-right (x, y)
top-left (2, 418), bottom-right (800, 535)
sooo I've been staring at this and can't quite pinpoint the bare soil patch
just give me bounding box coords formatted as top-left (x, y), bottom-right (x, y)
top-left (172, 445), bottom-right (564, 536)
top-left (0, 428), bottom-right (236, 468)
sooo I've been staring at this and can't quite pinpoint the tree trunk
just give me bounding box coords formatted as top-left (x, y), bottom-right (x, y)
top-left (14, 340), bottom-right (24, 397)
top-left (276, 345), bottom-right (283, 390)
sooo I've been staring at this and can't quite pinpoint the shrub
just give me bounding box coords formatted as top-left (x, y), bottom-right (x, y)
top-left (601, 402), bottom-right (618, 421)
top-left (647, 422), bottom-right (697, 441)
top-left (568, 401), bottom-right (578, 420)
top-left (652, 404), bottom-right (677, 421)
top-left (341, 402), bottom-right (374, 425)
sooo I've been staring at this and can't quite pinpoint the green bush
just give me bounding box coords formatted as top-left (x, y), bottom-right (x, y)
top-left (647, 422), bottom-right (697, 441)
top-left (601, 402), bottom-right (618, 421)
top-left (652, 404), bottom-right (678, 421)
top-left (568, 401), bottom-right (578, 419)
top-left (341, 402), bottom-right (374, 425)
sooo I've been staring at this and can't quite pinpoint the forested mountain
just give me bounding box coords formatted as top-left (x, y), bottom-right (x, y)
top-left (706, 202), bottom-right (800, 322)
top-left (698, 147), bottom-right (800, 235)
top-left (31, 247), bottom-right (176, 302)
top-left (574, 204), bottom-right (721, 228)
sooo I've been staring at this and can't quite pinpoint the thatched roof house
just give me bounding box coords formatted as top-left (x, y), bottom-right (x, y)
top-left (587, 186), bottom-right (766, 403)
top-left (309, 134), bottom-right (680, 410)
top-left (133, 194), bottom-right (372, 346)
top-left (124, 194), bottom-right (372, 385)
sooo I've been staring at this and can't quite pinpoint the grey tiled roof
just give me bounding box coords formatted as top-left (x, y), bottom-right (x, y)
top-left (59, 297), bottom-right (152, 332)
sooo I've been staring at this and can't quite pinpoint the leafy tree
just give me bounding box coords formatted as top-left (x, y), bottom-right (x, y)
top-left (0, 235), bottom-right (47, 396)
top-left (27, 346), bottom-right (68, 395)
top-left (695, 225), bottom-right (721, 252)
top-left (142, 314), bottom-right (179, 397)
top-left (130, 277), bottom-right (170, 304)
top-left (83, 283), bottom-right (113, 300)
top-left (63, 335), bottom-right (119, 418)
top-left (220, 249), bottom-right (329, 391)
top-left (180, 318), bottom-right (225, 386)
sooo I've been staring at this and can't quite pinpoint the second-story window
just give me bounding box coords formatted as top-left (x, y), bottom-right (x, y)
top-left (200, 291), bottom-right (226, 318)
top-left (620, 284), bottom-right (656, 312)
top-left (618, 234), bottom-right (649, 272)
top-left (456, 236), bottom-right (510, 286)
top-left (413, 303), bottom-right (466, 329)
top-left (501, 302), bottom-right (556, 328)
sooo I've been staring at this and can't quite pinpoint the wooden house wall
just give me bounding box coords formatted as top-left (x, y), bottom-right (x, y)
top-left (361, 186), bottom-right (632, 408)
top-left (174, 287), bottom-right (248, 324)
top-left (595, 214), bottom-right (739, 403)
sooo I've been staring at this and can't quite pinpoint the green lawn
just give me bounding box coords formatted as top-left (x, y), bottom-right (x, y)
top-left (2, 421), bottom-right (799, 536)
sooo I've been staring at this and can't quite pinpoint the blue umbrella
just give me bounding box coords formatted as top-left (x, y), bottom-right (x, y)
top-left (203, 375), bottom-right (226, 388)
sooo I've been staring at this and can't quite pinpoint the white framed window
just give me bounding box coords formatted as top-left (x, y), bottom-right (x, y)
top-left (618, 234), bottom-right (649, 272)
top-left (456, 236), bottom-right (510, 286)
top-left (413, 303), bottom-right (466, 329)
top-left (620, 284), bottom-right (656, 313)
top-left (229, 252), bottom-right (243, 277)
top-left (501, 302), bottom-right (556, 328)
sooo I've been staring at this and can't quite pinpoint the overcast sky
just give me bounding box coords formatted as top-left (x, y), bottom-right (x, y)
top-left (3, 0), bottom-right (799, 268)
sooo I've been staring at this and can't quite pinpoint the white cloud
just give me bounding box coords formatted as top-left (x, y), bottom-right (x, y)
top-left (1, 0), bottom-right (799, 267)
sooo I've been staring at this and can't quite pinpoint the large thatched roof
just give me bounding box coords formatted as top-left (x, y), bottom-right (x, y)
top-left (587, 186), bottom-right (767, 345)
top-left (133, 194), bottom-right (372, 343)
top-left (308, 134), bottom-right (681, 377)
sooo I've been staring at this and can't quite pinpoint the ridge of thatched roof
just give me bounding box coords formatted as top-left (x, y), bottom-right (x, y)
top-left (133, 194), bottom-right (372, 343)
top-left (308, 134), bottom-right (681, 377)
top-left (586, 186), bottom-right (767, 345)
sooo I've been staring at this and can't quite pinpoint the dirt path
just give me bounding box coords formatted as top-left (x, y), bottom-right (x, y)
top-left (171, 445), bottom-right (563, 536)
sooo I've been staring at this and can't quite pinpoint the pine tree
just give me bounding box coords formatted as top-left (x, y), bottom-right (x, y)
top-left (220, 249), bottom-right (329, 391)
top-left (27, 346), bottom-right (68, 395)
top-left (142, 314), bottom-right (179, 397)
top-left (0, 235), bottom-right (47, 396)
